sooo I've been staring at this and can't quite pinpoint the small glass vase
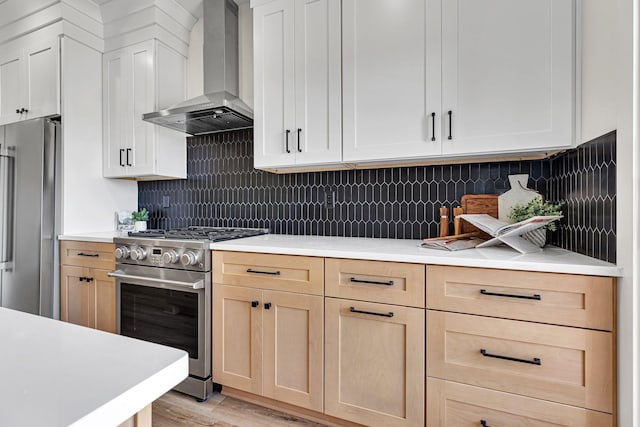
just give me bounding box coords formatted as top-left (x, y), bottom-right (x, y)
top-left (523, 228), bottom-right (546, 248)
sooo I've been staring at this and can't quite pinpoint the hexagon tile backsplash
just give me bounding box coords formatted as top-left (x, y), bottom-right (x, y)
top-left (138, 129), bottom-right (616, 264)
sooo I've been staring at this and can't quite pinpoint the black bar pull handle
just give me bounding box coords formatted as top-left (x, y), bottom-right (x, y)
top-left (447, 110), bottom-right (453, 140)
top-left (430, 112), bottom-right (436, 141)
top-left (480, 349), bottom-right (541, 365)
top-left (349, 306), bottom-right (394, 318)
top-left (264, 302), bottom-right (272, 310)
top-left (297, 128), bottom-right (302, 152)
top-left (480, 420), bottom-right (490, 427)
top-left (285, 129), bottom-right (291, 153)
top-left (246, 268), bottom-right (281, 276)
top-left (251, 300), bottom-right (259, 308)
top-left (119, 149), bottom-right (125, 167)
top-left (126, 148), bottom-right (132, 166)
top-left (77, 253), bottom-right (99, 257)
top-left (350, 277), bottom-right (394, 286)
top-left (480, 289), bottom-right (541, 301)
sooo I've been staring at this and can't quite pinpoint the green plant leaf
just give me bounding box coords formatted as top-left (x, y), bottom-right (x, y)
top-left (508, 198), bottom-right (563, 231)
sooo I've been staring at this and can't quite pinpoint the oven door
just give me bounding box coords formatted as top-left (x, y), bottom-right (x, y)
top-left (109, 264), bottom-right (211, 379)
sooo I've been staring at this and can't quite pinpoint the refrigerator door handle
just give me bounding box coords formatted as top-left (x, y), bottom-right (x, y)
top-left (0, 150), bottom-right (15, 264)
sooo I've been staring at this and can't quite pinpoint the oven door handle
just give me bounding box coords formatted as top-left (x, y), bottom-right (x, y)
top-left (108, 270), bottom-right (204, 290)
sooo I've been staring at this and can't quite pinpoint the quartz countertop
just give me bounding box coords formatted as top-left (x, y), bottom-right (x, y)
top-left (211, 234), bottom-right (621, 277)
top-left (58, 231), bottom-right (127, 243)
top-left (0, 308), bottom-right (188, 427)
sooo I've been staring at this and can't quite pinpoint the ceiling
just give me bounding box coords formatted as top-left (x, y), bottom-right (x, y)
top-left (90, 0), bottom-right (249, 20)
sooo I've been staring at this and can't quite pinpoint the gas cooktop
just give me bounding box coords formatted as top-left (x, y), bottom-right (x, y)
top-left (127, 226), bottom-right (269, 242)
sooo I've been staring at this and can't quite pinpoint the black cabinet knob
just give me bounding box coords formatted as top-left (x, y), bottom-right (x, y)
top-left (264, 302), bottom-right (272, 310)
top-left (251, 300), bottom-right (259, 308)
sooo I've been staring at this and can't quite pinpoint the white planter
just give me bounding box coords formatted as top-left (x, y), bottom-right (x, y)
top-left (134, 221), bottom-right (147, 232)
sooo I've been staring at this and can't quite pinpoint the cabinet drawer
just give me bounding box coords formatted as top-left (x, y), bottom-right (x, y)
top-left (426, 266), bottom-right (614, 330)
top-left (213, 251), bottom-right (324, 295)
top-left (60, 241), bottom-right (115, 270)
top-left (427, 378), bottom-right (613, 427)
top-left (325, 258), bottom-right (424, 307)
top-left (426, 311), bottom-right (614, 413)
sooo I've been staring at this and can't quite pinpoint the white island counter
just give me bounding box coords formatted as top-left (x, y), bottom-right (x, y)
top-left (0, 308), bottom-right (188, 427)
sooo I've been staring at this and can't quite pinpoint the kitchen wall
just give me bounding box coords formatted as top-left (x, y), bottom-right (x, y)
top-left (138, 130), bottom-right (616, 263)
top-left (548, 131), bottom-right (616, 263)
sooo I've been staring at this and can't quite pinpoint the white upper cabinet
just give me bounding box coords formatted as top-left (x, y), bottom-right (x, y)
top-left (0, 33), bottom-right (59, 126)
top-left (344, 0), bottom-right (575, 163)
top-left (342, 0), bottom-right (442, 163)
top-left (103, 40), bottom-right (187, 179)
top-left (253, 0), bottom-right (342, 169)
top-left (440, 0), bottom-right (575, 156)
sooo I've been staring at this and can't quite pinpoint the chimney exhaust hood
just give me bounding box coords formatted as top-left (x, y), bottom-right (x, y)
top-left (142, 0), bottom-right (253, 135)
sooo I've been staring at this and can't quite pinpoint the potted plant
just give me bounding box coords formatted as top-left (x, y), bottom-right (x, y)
top-left (132, 208), bottom-right (149, 232)
top-left (509, 198), bottom-right (563, 247)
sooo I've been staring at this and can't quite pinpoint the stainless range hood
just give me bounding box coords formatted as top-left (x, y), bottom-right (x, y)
top-left (143, 0), bottom-right (253, 135)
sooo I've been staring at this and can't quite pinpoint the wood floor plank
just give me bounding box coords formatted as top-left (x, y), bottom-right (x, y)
top-left (152, 391), bottom-right (327, 427)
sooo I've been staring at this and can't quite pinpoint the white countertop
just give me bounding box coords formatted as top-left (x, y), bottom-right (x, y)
top-left (0, 308), bottom-right (188, 427)
top-left (211, 234), bottom-right (622, 277)
top-left (58, 231), bottom-right (127, 243)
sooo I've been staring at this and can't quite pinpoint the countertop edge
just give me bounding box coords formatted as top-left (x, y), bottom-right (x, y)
top-left (69, 354), bottom-right (188, 427)
top-left (58, 232), bottom-right (124, 243)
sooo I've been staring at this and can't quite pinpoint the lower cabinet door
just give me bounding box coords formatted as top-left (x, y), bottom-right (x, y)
top-left (94, 269), bottom-right (116, 333)
top-left (262, 290), bottom-right (323, 411)
top-left (60, 265), bottom-right (94, 328)
top-left (427, 378), bottom-right (614, 427)
top-left (61, 266), bottom-right (115, 333)
top-left (324, 297), bottom-right (425, 427)
top-left (213, 285), bottom-right (263, 394)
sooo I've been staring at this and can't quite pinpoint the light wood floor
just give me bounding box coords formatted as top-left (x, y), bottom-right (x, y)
top-left (152, 391), bottom-right (327, 427)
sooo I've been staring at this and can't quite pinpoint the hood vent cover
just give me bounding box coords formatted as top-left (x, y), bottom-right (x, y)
top-left (143, 0), bottom-right (253, 135)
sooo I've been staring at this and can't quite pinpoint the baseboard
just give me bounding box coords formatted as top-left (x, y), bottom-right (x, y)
top-left (221, 387), bottom-right (365, 427)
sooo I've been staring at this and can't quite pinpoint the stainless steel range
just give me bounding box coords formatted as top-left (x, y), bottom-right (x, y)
top-left (108, 227), bottom-right (268, 401)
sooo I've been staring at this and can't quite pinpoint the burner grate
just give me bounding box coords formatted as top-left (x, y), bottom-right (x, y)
top-left (128, 227), bottom-right (268, 241)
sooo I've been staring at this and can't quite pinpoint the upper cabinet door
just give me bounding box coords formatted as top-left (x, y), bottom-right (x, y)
top-left (441, 0), bottom-right (575, 155)
top-left (293, 0), bottom-right (342, 166)
top-left (342, 0), bottom-right (442, 163)
top-left (103, 50), bottom-right (129, 178)
top-left (253, 0), bottom-right (296, 169)
top-left (23, 37), bottom-right (60, 120)
top-left (0, 49), bottom-right (23, 126)
top-left (128, 41), bottom-right (155, 176)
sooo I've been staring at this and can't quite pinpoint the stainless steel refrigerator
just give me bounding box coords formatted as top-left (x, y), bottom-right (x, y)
top-left (0, 118), bottom-right (58, 317)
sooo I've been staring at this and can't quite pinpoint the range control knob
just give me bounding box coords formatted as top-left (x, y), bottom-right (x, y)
top-left (181, 251), bottom-right (199, 266)
top-left (162, 250), bottom-right (179, 264)
top-left (114, 246), bottom-right (131, 260)
top-left (130, 247), bottom-right (147, 261)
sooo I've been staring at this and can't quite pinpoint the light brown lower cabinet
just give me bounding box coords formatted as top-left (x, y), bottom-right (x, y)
top-left (426, 310), bottom-right (614, 413)
top-left (60, 265), bottom-right (116, 333)
top-left (60, 241), bottom-right (116, 333)
top-left (427, 378), bottom-right (614, 426)
top-left (213, 284), bottom-right (323, 411)
top-left (324, 297), bottom-right (425, 427)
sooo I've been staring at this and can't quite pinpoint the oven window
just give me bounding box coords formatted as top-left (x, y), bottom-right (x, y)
top-left (120, 283), bottom-right (198, 358)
